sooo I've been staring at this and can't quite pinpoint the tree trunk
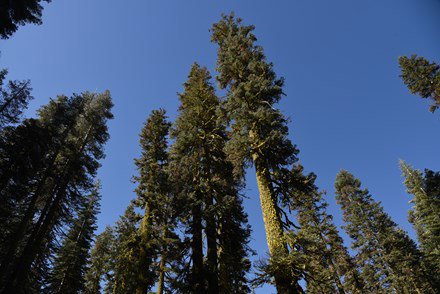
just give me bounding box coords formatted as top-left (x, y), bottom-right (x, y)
top-left (253, 153), bottom-right (300, 294)
top-left (191, 203), bottom-right (205, 292)
top-left (157, 253), bottom-right (166, 294)
top-left (206, 195), bottom-right (219, 294)
top-left (136, 203), bottom-right (152, 294)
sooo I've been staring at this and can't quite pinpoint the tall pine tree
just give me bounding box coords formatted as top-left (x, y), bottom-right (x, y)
top-left (169, 63), bottom-right (252, 293)
top-left (132, 108), bottom-right (181, 294)
top-left (84, 226), bottom-right (114, 294)
top-left (48, 184), bottom-right (101, 294)
top-left (0, 91), bottom-right (113, 293)
top-left (335, 170), bottom-right (435, 293)
top-left (400, 161), bottom-right (440, 289)
top-left (211, 13), bottom-right (301, 293)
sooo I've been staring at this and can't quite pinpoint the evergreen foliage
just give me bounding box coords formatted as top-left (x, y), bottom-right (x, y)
top-left (211, 13), bottom-right (301, 293)
top-left (109, 203), bottom-right (141, 294)
top-left (169, 63), bottom-right (252, 293)
top-left (84, 226), bottom-right (114, 294)
top-left (0, 0), bottom-right (51, 38)
top-left (335, 170), bottom-right (435, 293)
top-left (132, 108), bottom-right (180, 294)
top-left (291, 167), bottom-right (364, 293)
top-left (48, 184), bottom-right (101, 294)
top-left (399, 55), bottom-right (440, 112)
top-left (0, 91), bottom-right (113, 293)
top-left (0, 68), bottom-right (33, 128)
top-left (401, 161), bottom-right (440, 289)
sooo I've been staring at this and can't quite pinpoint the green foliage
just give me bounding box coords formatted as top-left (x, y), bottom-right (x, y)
top-left (399, 55), bottom-right (440, 112)
top-left (48, 184), bottom-right (101, 294)
top-left (84, 226), bottom-right (114, 294)
top-left (169, 63), bottom-right (252, 293)
top-left (132, 108), bottom-right (177, 293)
top-left (0, 0), bottom-right (51, 39)
top-left (400, 161), bottom-right (440, 288)
top-left (335, 170), bottom-right (435, 293)
top-left (292, 167), bottom-right (364, 294)
top-left (211, 13), bottom-right (301, 293)
top-left (109, 204), bottom-right (141, 294)
top-left (0, 68), bottom-right (33, 128)
top-left (0, 91), bottom-right (113, 292)
top-left (211, 13), bottom-right (298, 179)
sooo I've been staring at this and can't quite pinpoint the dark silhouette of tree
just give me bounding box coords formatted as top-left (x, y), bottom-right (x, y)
top-left (0, 0), bottom-right (52, 39)
top-left (0, 68), bottom-right (33, 128)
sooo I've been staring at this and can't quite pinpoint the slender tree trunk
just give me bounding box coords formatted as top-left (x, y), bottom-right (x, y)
top-left (136, 203), bottom-right (152, 294)
top-left (206, 194), bottom-right (219, 294)
top-left (191, 203), bottom-right (204, 292)
top-left (253, 153), bottom-right (301, 294)
top-left (157, 252), bottom-right (166, 294)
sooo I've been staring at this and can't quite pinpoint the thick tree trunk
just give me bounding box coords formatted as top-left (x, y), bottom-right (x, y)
top-left (191, 203), bottom-right (205, 292)
top-left (206, 195), bottom-right (219, 294)
top-left (253, 153), bottom-right (301, 294)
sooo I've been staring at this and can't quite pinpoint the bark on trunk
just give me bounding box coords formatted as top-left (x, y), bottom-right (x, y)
top-left (206, 195), bottom-right (219, 294)
top-left (253, 153), bottom-right (300, 294)
top-left (191, 203), bottom-right (205, 292)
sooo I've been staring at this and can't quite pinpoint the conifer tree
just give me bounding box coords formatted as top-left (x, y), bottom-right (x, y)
top-left (400, 161), bottom-right (440, 288)
top-left (84, 226), bottom-right (114, 294)
top-left (0, 0), bottom-right (52, 38)
top-left (132, 108), bottom-right (179, 294)
top-left (169, 63), bottom-right (252, 293)
top-left (0, 91), bottom-right (113, 293)
top-left (109, 203), bottom-right (141, 294)
top-left (48, 184), bottom-right (101, 294)
top-left (335, 170), bottom-right (435, 293)
top-left (0, 68), bottom-right (33, 128)
top-left (211, 13), bottom-right (301, 293)
top-left (399, 55), bottom-right (440, 112)
top-left (290, 167), bottom-right (363, 293)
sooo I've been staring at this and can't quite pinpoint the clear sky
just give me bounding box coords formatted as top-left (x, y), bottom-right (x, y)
top-left (1, 1), bottom-right (439, 293)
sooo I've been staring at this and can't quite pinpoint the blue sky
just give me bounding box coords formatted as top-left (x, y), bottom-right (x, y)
top-left (1, 1), bottom-right (439, 292)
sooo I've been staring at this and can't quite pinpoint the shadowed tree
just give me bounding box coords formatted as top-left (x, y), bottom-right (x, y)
top-left (399, 55), bottom-right (440, 112)
top-left (48, 184), bottom-right (101, 294)
top-left (0, 68), bottom-right (33, 128)
top-left (0, 0), bottom-right (52, 39)
top-left (0, 91), bottom-right (113, 293)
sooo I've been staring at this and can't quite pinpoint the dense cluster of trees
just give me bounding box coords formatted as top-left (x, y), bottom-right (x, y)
top-left (0, 4), bottom-right (438, 294)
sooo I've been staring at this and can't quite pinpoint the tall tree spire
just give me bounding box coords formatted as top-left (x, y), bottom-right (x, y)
top-left (211, 13), bottom-right (300, 293)
top-left (400, 161), bottom-right (440, 289)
